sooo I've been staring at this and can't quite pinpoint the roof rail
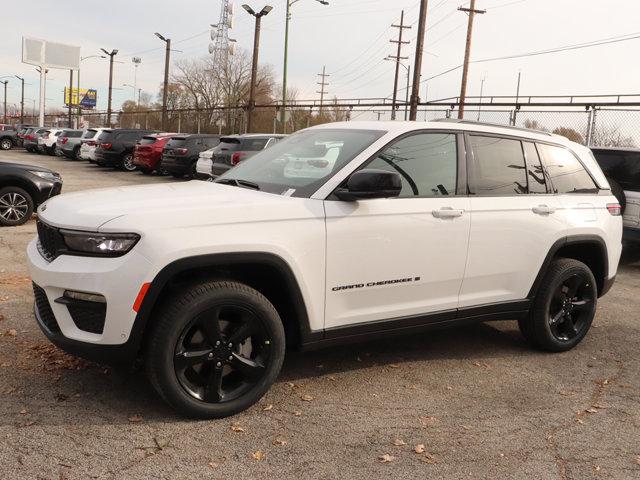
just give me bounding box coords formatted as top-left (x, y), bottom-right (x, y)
top-left (432, 118), bottom-right (554, 137)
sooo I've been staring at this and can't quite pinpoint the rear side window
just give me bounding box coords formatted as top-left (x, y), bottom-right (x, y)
top-left (592, 150), bottom-right (640, 192)
top-left (139, 136), bottom-right (158, 146)
top-left (97, 131), bottom-right (113, 143)
top-left (203, 137), bottom-right (220, 148)
top-left (469, 136), bottom-right (527, 195)
top-left (538, 144), bottom-right (598, 194)
top-left (241, 138), bottom-right (269, 151)
top-left (82, 129), bottom-right (98, 139)
top-left (365, 132), bottom-right (458, 197)
top-left (117, 132), bottom-right (142, 142)
top-left (522, 142), bottom-right (548, 194)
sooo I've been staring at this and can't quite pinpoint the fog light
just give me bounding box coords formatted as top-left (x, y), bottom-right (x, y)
top-left (63, 290), bottom-right (106, 304)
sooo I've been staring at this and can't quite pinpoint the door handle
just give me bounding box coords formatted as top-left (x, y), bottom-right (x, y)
top-left (432, 207), bottom-right (465, 218)
top-left (532, 204), bottom-right (556, 215)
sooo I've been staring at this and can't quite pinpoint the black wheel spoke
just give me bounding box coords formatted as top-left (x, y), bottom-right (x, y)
top-left (549, 310), bottom-right (564, 326)
top-left (571, 299), bottom-right (593, 312)
top-left (175, 348), bottom-right (212, 370)
top-left (229, 353), bottom-right (265, 379)
top-left (227, 321), bottom-right (257, 345)
top-left (204, 367), bottom-right (224, 402)
top-left (563, 315), bottom-right (578, 336)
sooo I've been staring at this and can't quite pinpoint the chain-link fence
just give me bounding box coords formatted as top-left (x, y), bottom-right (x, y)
top-left (33, 103), bottom-right (640, 148)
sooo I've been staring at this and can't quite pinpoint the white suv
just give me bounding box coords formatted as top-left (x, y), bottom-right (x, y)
top-left (27, 120), bottom-right (623, 418)
top-left (78, 128), bottom-right (107, 162)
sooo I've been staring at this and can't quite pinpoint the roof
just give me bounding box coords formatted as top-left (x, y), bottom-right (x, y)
top-left (312, 120), bottom-right (573, 146)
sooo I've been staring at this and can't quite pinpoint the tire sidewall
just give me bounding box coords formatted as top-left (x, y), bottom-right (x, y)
top-left (148, 283), bottom-right (285, 418)
top-left (0, 138), bottom-right (12, 150)
top-left (122, 153), bottom-right (136, 171)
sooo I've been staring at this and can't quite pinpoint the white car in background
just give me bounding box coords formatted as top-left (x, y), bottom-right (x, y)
top-left (79, 128), bottom-right (107, 162)
top-left (37, 129), bottom-right (63, 156)
top-left (196, 147), bottom-right (215, 179)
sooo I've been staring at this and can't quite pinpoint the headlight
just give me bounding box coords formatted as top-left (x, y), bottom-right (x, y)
top-left (60, 230), bottom-right (140, 256)
top-left (29, 170), bottom-right (61, 182)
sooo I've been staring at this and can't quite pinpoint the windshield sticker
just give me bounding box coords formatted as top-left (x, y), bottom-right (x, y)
top-left (282, 188), bottom-right (296, 197)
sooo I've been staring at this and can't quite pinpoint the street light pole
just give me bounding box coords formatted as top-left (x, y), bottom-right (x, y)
top-left (14, 76), bottom-right (24, 123)
top-left (243, 4), bottom-right (273, 133)
top-left (100, 48), bottom-right (119, 127)
top-left (0, 81), bottom-right (7, 124)
top-left (155, 33), bottom-right (171, 131)
top-left (280, 0), bottom-right (328, 134)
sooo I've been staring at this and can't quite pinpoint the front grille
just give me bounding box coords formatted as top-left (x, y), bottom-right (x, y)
top-left (67, 301), bottom-right (106, 335)
top-left (36, 220), bottom-right (64, 262)
top-left (33, 283), bottom-right (61, 334)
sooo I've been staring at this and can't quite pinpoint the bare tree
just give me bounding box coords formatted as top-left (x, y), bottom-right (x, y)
top-left (552, 127), bottom-right (584, 145)
top-left (591, 125), bottom-right (636, 148)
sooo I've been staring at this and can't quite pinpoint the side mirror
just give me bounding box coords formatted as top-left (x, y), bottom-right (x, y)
top-left (335, 169), bottom-right (402, 201)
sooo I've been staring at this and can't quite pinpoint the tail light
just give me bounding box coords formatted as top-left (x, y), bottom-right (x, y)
top-left (174, 148), bottom-right (188, 155)
top-left (100, 143), bottom-right (112, 150)
top-left (26, 134), bottom-right (33, 141)
top-left (231, 151), bottom-right (247, 166)
top-left (606, 203), bottom-right (622, 216)
top-left (61, 137), bottom-right (68, 144)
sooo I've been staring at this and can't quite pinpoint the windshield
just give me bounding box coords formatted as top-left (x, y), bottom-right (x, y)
top-left (216, 128), bottom-right (385, 197)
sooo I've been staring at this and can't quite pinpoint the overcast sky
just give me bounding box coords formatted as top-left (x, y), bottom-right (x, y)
top-left (2, 0), bottom-right (640, 115)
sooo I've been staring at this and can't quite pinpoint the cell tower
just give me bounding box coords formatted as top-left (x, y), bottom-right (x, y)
top-left (209, 1), bottom-right (236, 65)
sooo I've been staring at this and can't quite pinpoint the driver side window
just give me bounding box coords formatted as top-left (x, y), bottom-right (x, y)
top-left (365, 132), bottom-right (458, 197)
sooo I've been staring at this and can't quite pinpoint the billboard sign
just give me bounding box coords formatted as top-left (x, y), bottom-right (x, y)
top-left (22, 37), bottom-right (80, 69)
top-left (64, 88), bottom-right (97, 108)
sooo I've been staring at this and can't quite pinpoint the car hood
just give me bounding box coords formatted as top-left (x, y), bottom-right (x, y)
top-left (37, 180), bottom-right (316, 231)
top-left (0, 161), bottom-right (57, 174)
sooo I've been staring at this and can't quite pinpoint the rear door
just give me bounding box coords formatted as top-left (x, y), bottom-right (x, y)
top-left (458, 135), bottom-right (566, 307)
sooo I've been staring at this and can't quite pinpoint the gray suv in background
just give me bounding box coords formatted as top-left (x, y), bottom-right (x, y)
top-left (210, 134), bottom-right (286, 177)
top-left (56, 129), bottom-right (84, 159)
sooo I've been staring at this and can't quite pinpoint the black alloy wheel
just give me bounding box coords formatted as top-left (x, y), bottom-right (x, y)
top-left (547, 273), bottom-right (594, 342)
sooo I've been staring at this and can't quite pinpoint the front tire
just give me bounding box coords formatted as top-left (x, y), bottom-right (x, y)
top-left (0, 138), bottom-right (12, 150)
top-left (145, 280), bottom-right (285, 418)
top-left (519, 258), bottom-right (597, 352)
top-left (121, 153), bottom-right (137, 171)
top-left (0, 186), bottom-right (34, 226)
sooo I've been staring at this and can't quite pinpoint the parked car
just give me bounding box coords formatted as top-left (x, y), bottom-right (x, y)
top-left (27, 120), bottom-right (622, 418)
top-left (132, 133), bottom-right (178, 174)
top-left (23, 127), bottom-right (48, 153)
top-left (160, 134), bottom-right (221, 178)
top-left (15, 125), bottom-right (35, 148)
top-left (37, 129), bottom-right (63, 155)
top-left (0, 160), bottom-right (62, 226)
top-left (78, 128), bottom-right (108, 162)
top-left (0, 127), bottom-right (18, 151)
top-left (56, 129), bottom-right (84, 159)
top-left (591, 146), bottom-right (640, 241)
top-left (210, 134), bottom-right (286, 178)
top-left (95, 129), bottom-right (159, 171)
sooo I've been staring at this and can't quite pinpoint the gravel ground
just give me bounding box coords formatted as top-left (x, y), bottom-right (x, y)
top-left (0, 149), bottom-right (639, 480)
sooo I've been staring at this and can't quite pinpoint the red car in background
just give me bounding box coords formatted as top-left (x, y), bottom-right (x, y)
top-left (132, 133), bottom-right (178, 174)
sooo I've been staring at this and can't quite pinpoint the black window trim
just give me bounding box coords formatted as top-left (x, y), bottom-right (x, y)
top-left (328, 129), bottom-right (467, 200)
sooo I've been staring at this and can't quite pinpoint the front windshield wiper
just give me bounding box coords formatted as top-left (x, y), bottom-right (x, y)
top-left (214, 178), bottom-right (261, 190)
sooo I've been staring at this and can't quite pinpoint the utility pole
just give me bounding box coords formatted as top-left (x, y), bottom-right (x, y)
top-left (410, 0), bottom-right (428, 120)
top-left (15, 76), bottom-right (24, 123)
top-left (316, 65), bottom-right (329, 114)
top-left (155, 33), bottom-right (171, 131)
top-left (0, 81), bottom-right (7, 124)
top-left (243, 5), bottom-right (273, 133)
top-left (100, 48), bottom-right (119, 128)
top-left (457, 0), bottom-right (486, 119)
top-left (68, 69), bottom-right (74, 128)
top-left (388, 10), bottom-right (411, 121)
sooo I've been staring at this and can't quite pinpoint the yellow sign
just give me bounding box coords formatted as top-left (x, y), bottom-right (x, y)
top-left (64, 87), bottom-right (97, 108)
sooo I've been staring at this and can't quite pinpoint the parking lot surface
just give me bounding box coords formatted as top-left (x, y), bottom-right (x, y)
top-left (0, 149), bottom-right (639, 479)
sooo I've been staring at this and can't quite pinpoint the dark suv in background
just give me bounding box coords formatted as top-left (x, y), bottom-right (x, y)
top-left (210, 134), bottom-right (285, 177)
top-left (160, 134), bottom-right (220, 178)
top-left (95, 129), bottom-right (158, 171)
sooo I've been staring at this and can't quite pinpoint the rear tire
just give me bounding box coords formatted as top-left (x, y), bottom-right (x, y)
top-left (0, 186), bottom-right (35, 226)
top-left (518, 258), bottom-right (597, 352)
top-left (145, 280), bottom-right (285, 418)
top-left (140, 168), bottom-right (154, 175)
top-left (73, 146), bottom-right (81, 160)
top-left (121, 153), bottom-right (137, 171)
top-left (0, 138), bottom-right (12, 150)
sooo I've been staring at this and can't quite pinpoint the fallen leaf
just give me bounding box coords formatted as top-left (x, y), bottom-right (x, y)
top-left (420, 416), bottom-right (437, 426)
top-left (593, 465), bottom-right (601, 473)
top-left (208, 462), bottom-right (219, 469)
top-left (461, 425), bottom-right (472, 431)
top-left (635, 455), bottom-right (640, 466)
top-left (328, 375), bottom-right (336, 381)
top-left (392, 439), bottom-right (407, 446)
top-left (1, 362), bottom-right (10, 367)
top-left (591, 403), bottom-right (607, 410)
top-left (128, 414), bottom-right (143, 423)
top-left (472, 361), bottom-right (481, 367)
top-left (262, 404), bottom-right (273, 411)
top-left (230, 424), bottom-right (245, 433)
top-left (389, 364), bottom-right (400, 369)
top-left (379, 454), bottom-right (395, 463)
top-left (293, 410), bottom-right (302, 417)
top-left (6, 329), bottom-right (17, 337)
top-left (272, 438), bottom-right (287, 446)
top-left (576, 417), bottom-right (584, 425)
top-left (414, 444), bottom-right (426, 454)
top-left (153, 437), bottom-right (169, 450)
top-left (585, 408), bottom-right (598, 414)
top-left (301, 394), bottom-right (314, 402)
top-left (421, 453), bottom-right (437, 464)
top-left (446, 386), bottom-right (453, 390)
top-left (252, 450), bottom-right (265, 461)
top-left (19, 408), bottom-right (27, 415)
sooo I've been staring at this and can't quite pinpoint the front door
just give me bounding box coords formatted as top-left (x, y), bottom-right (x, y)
top-left (324, 131), bottom-right (470, 329)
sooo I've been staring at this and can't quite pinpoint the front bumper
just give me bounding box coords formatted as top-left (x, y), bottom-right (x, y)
top-left (27, 237), bottom-right (153, 362)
